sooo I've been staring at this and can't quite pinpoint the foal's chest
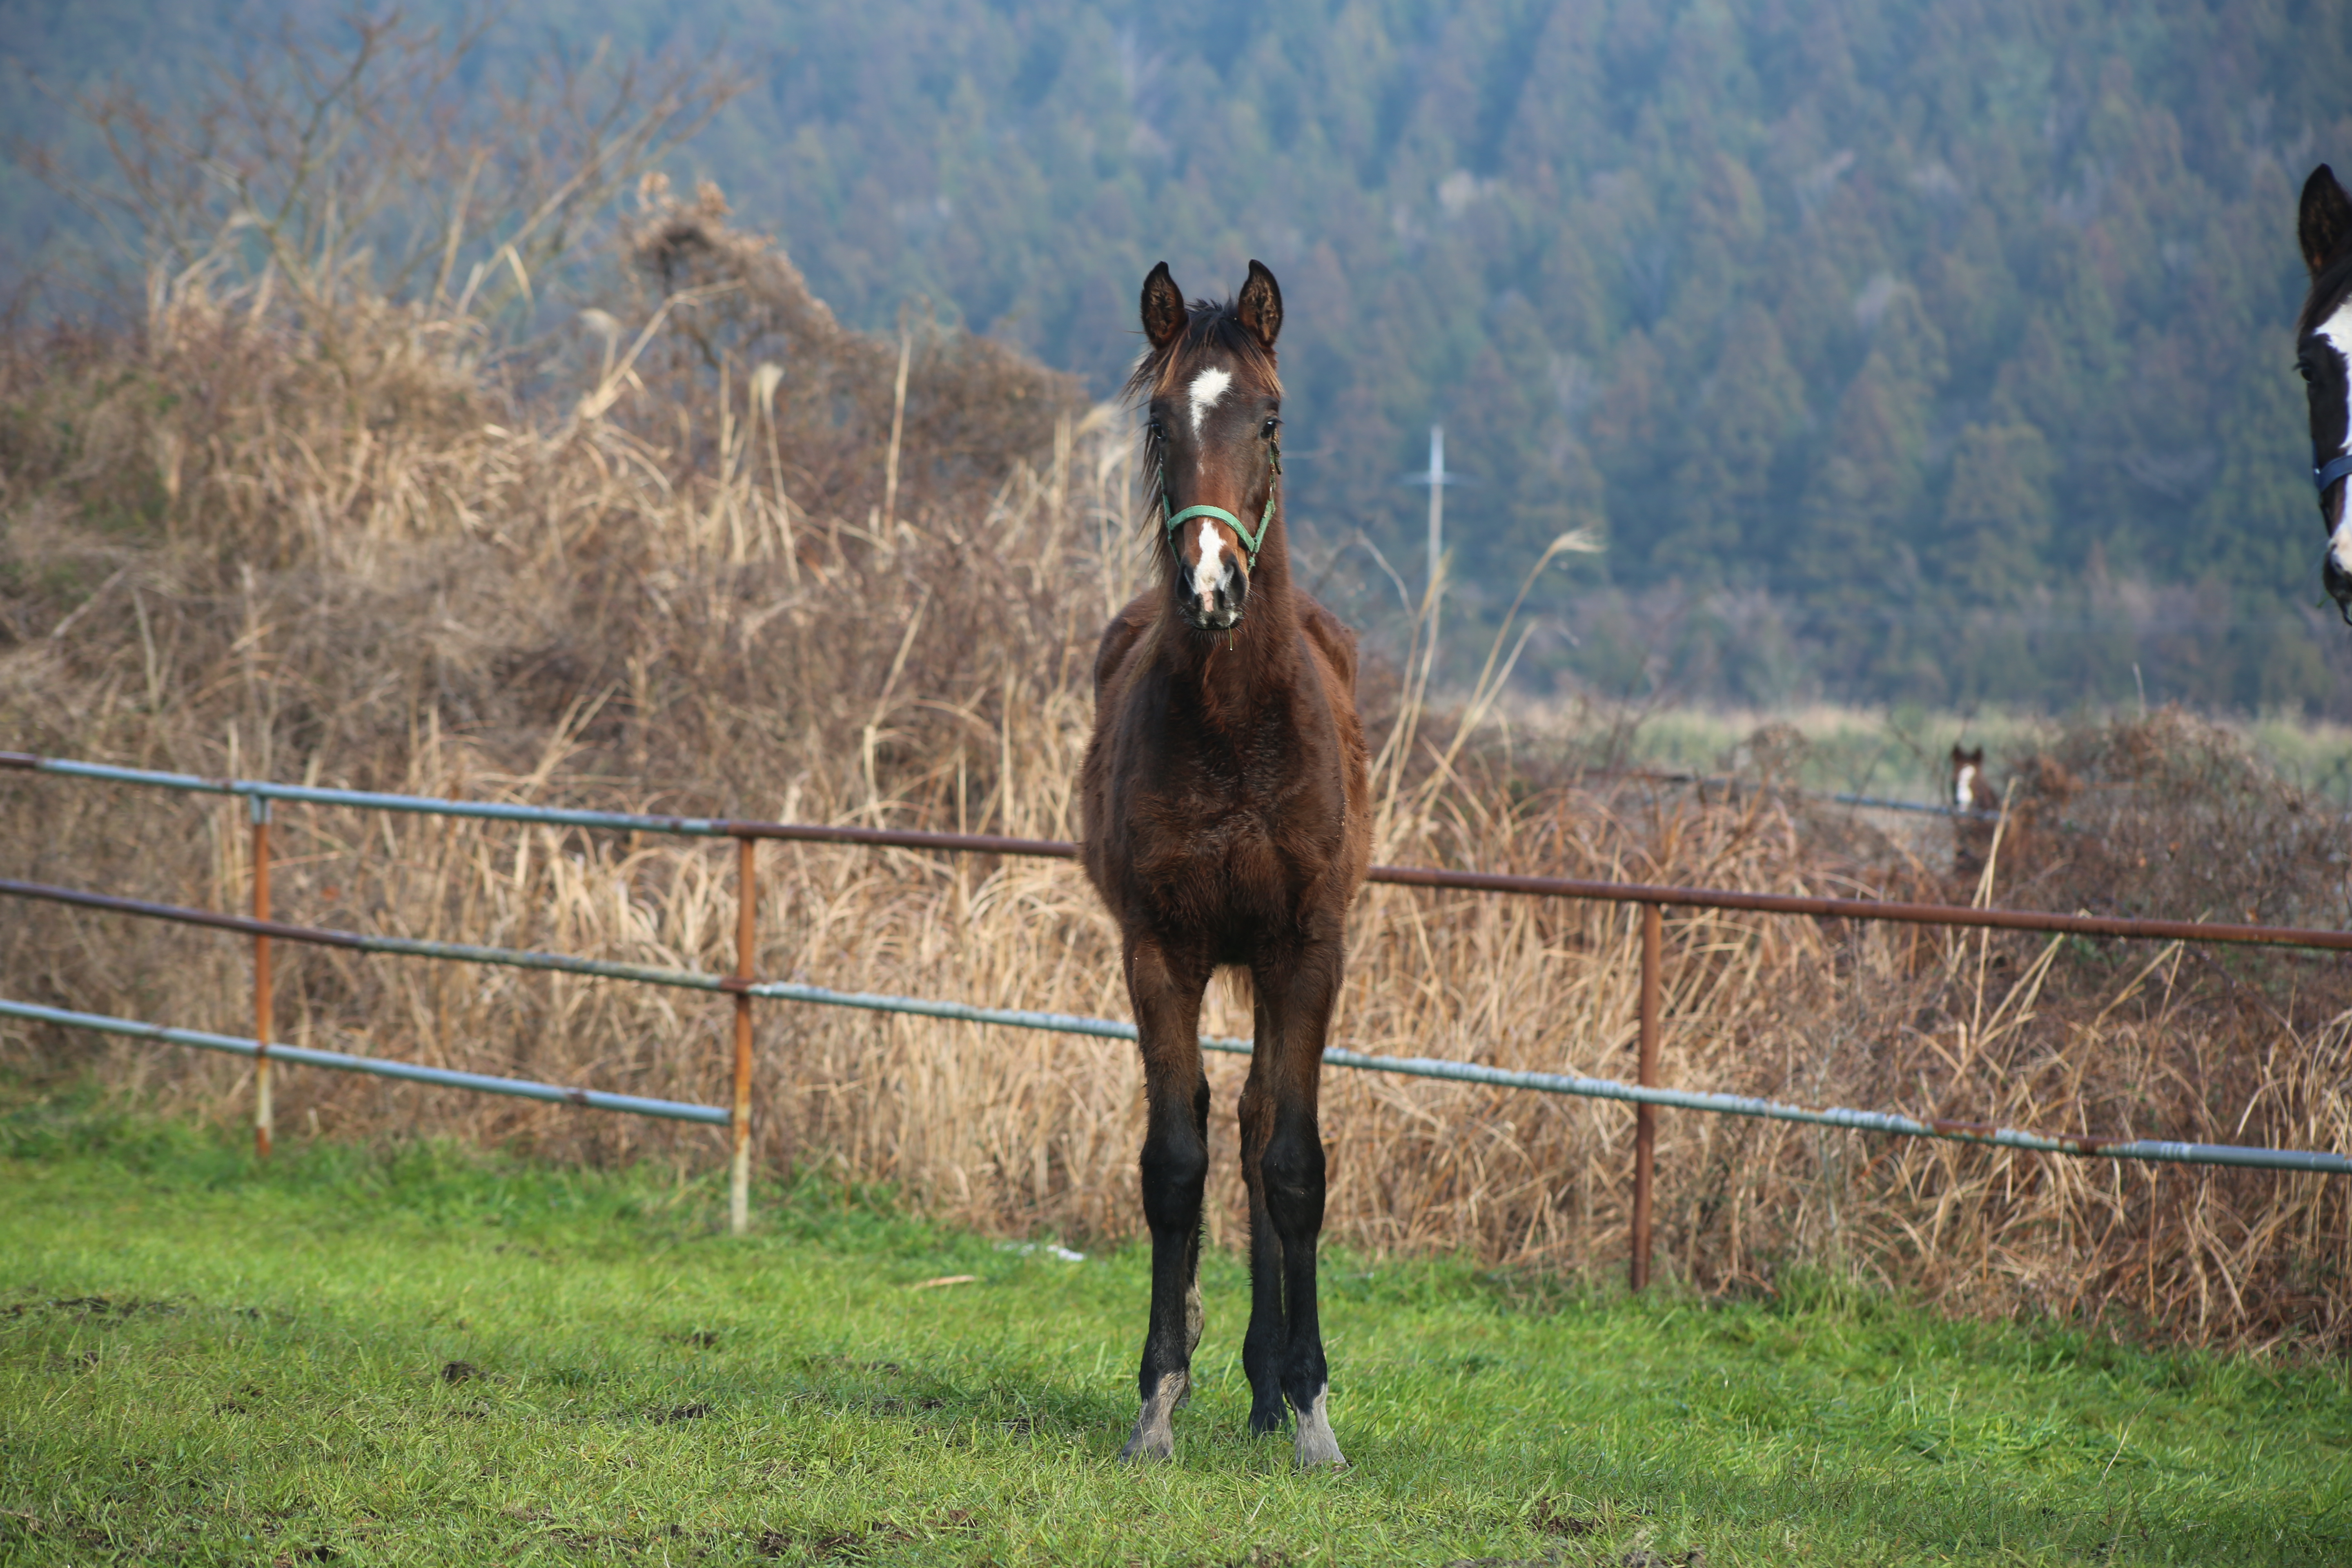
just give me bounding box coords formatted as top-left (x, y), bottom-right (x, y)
top-left (1124, 717), bottom-right (1341, 914)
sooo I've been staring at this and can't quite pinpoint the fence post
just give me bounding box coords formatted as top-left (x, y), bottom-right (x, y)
top-left (731, 835), bottom-right (756, 1235)
top-left (1630, 901), bottom-right (1661, 1290)
top-left (250, 795), bottom-right (273, 1159)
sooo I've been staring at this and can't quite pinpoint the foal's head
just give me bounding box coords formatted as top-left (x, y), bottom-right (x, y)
top-left (1128, 261), bottom-right (1285, 632)
top-left (2297, 166), bottom-right (2352, 619)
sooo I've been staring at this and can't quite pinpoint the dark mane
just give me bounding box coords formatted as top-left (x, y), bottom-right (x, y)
top-left (2299, 252), bottom-right (2352, 338)
top-left (1122, 297), bottom-right (1283, 403)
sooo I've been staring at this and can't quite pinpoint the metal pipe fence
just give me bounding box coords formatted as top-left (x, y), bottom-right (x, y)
top-left (6, 751), bottom-right (2349, 1270)
top-left (7, 882), bottom-right (2344, 1178)
top-left (1586, 766), bottom-right (2002, 822)
top-left (0, 998), bottom-right (729, 1124)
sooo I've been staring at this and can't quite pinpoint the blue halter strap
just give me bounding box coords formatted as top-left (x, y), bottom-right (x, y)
top-left (1161, 438), bottom-right (1281, 570)
top-left (2319, 452), bottom-right (2352, 494)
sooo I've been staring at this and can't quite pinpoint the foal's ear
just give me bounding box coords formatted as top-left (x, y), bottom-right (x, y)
top-left (1236, 260), bottom-right (1283, 350)
top-left (1140, 262), bottom-right (1188, 350)
top-left (2300, 165), bottom-right (2352, 276)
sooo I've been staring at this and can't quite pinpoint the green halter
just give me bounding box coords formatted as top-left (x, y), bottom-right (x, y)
top-left (1160, 436), bottom-right (1281, 571)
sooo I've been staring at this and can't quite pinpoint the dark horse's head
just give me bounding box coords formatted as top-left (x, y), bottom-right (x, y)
top-left (1127, 261), bottom-right (1284, 632)
top-left (2298, 166), bottom-right (2352, 621)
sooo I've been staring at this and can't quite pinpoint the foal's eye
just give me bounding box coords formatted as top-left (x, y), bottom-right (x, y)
top-left (1262, 417), bottom-right (1281, 437)
top-left (2298, 360), bottom-right (2315, 382)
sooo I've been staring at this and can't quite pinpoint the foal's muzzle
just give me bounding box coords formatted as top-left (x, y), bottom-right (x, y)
top-left (2325, 544), bottom-right (2352, 627)
top-left (1178, 548), bottom-right (1248, 631)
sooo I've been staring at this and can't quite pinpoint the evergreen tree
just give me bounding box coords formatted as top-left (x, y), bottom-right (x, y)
top-left (11, 0), bottom-right (2352, 709)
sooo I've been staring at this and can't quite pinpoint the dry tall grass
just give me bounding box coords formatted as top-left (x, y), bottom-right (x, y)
top-left (4, 152), bottom-right (2348, 1354)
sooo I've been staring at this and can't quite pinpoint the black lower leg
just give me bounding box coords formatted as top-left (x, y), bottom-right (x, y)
top-left (1180, 1074), bottom-right (1209, 1375)
top-left (1136, 1106), bottom-right (1207, 1404)
top-left (1243, 1189), bottom-right (1287, 1433)
top-left (1262, 1106), bottom-right (1329, 1417)
top-left (1240, 1062), bottom-right (1288, 1434)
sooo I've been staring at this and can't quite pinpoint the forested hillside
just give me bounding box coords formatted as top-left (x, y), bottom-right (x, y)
top-left (6, 0), bottom-right (2350, 709)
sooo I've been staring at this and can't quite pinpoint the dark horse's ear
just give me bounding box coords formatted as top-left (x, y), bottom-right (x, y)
top-left (1236, 260), bottom-right (1283, 351)
top-left (1140, 262), bottom-right (1188, 350)
top-left (2301, 165), bottom-right (2352, 276)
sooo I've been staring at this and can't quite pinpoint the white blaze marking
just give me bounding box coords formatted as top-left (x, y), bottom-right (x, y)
top-left (2321, 300), bottom-right (2352, 457)
top-left (1192, 517), bottom-right (1227, 606)
top-left (1953, 765), bottom-right (1977, 811)
top-left (2320, 299), bottom-right (2352, 561)
top-left (1186, 366), bottom-right (1232, 439)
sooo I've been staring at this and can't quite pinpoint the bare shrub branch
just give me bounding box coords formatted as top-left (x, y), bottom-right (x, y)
top-left (25, 7), bottom-right (739, 347)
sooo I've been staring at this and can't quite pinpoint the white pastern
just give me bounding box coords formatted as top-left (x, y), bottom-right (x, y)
top-left (1953, 765), bottom-right (1977, 811)
top-left (1292, 1385), bottom-right (1345, 1469)
top-left (1187, 365), bottom-right (1232, 440)
top-left (1119, 1370), bottom-right (1187, 1463)
top-left (1192, 517), bottom-right (1227, 605)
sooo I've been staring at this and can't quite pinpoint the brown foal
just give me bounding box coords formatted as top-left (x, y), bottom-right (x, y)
top-left (1079, 260), bottom-right (1370, 1467)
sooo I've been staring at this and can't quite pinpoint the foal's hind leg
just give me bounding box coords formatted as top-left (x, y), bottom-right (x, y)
top-left (1118, 935), bottom-right (1212, 1463)
top-left (1245, 941), bottom-right (1347, 1468)
top-left (1237, 991), bottom-right (1289, 1439)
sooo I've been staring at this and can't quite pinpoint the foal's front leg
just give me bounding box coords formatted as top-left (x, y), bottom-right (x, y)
top-left (1118, 936), bottom-right (1211, 1463)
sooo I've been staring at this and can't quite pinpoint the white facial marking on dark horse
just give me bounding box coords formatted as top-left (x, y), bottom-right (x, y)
top-left (1953, 764), bottom-right (1977, 811)
top-left (2319, 299), bottom-right (2352, 570)
top-left (1187, 365), bottom-right (1232, 440)
top-left (1192, 517), bottom-right (1228, 605)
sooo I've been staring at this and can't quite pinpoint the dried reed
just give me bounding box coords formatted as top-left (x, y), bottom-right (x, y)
top-left (2, 173), bottom-right (2346, 1356)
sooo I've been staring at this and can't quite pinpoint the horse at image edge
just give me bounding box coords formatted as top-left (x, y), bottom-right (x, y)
top-left (2297, 165), bottom-right (2352, 620)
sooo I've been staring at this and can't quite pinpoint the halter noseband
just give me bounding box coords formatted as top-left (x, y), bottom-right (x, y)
top-left (2319, 453), bottom-right (2352, 495)
top-left (1159, 436), bottom-right (1281, 571)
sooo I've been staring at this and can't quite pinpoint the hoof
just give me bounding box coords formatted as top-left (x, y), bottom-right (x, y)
top-left (1119, 1370), bottom-right (1185, 1463)
top-left (1118, 1426), bottom-right (1175, 1463)
top-left (1291, 1385), bottom-right (1346, 1469)
top-left (1293, 1431), bottom-right (1348, 1469)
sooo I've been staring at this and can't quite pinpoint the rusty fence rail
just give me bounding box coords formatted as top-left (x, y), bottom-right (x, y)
top-left (6, 751), bottom-right (2350, 1274)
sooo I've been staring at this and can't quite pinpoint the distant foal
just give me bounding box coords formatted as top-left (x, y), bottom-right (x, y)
top-left (1949, 744), bottom-right (1998, 876)
top-left (1079, 261), bottom-right (1370, 1468)
top-left (2297, 165), bottom-right (2352, 621)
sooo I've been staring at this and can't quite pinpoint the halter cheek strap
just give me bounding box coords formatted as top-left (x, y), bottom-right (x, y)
top-left (1162, 439), bottom-right (1281, 571)
top-left (2319, 453), bottom-right (2352, 494)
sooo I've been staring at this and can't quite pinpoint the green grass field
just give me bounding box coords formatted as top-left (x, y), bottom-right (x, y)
top-left (2, 1089), bottom-right (2347, 1566)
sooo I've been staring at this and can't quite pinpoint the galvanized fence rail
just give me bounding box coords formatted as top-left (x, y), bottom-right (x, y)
top-left (0, 998), bottom-right (729, 1124)
top-left (1586, 766), bottom-right (2001, 822)
top-left (6, 751), bottom-right (2350, 1274)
